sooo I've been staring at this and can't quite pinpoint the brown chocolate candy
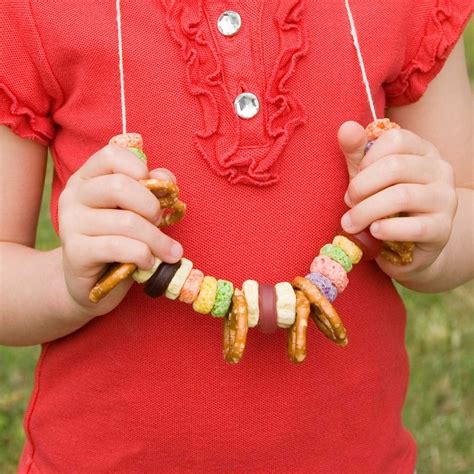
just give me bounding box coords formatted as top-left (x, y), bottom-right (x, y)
top-left (144, 261), bottom-right (182, 298)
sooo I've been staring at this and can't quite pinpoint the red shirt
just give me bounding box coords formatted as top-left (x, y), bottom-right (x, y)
top-left (1, 1), bottom-right (472, 472)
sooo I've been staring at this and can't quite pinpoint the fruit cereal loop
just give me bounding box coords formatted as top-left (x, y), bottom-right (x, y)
top-left (365, 118), bottom-right (400, 141)
top-left (287, 290), bottom-right (310, 363)
top-left (165, 258), bottom-right (193, 300)
top-left (304, 272), bottom-right (337, 303)
top-left (179, 269), bottom-right (204, 304)
top-left (320, 244), bottom-right (352, 273)
top-left (211, 280), bottom-right (234, 318)
top-left (128, 147), bottom-right (147, 163)
top-left (242, 280), bottom-right (259, 328)
top-left (310, 255), bottom-right (348, 293)
top-left (275, 282), bottom-right (297, 328)
top-left (333, 235), bottom-right (363, 264)
top-left (109, 132), bottom-right (143, 150)
top-left (223, 288), bottom-right (249, 364)
top-left (132, 257), bottom-right (162, 283)
top-left (192, 276), bottom-right (218, 314)
top-left (292, 276), bottom-right (348, 347)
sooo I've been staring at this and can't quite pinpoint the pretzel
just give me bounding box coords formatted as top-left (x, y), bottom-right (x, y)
top-left (381, 240), bottom-right (415, 265)
top-left (288, 290), bottom-right (310, 363)
top-left (292, 276), bottom-right (348, 347)
top-left (223, 288), bottom-right (249, 364)
top-left (89, 262), bottom-right (137, 304)
top-left (140, 178), bottom-right (180, 209)
top-left (160, 199), bottom-right (186, 227)
top-left (88, 179), bottom-right (185, 304)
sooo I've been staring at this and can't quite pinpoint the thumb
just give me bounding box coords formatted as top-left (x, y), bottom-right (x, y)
top-left (338, 121), bottom-right (367, 180)
top-left (149, 167), bottom-right (177, 183)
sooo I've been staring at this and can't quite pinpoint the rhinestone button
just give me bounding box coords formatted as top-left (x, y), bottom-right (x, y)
top-left (217, 11), bottom-right (242, 36)
top-left (234, 92), bottom-right (260, 119)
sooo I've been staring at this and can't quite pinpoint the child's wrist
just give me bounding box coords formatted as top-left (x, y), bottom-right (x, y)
top-left (52, 248), bottom-right (97, 326)
top-left (393, 248), bottom-right (448, 293)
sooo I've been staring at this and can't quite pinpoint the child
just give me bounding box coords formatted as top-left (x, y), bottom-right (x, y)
top-left (1, 1), bottom-right (472, 472)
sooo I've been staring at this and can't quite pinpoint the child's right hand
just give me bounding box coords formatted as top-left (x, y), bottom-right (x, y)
top-left (58, 144), bottom-right (184, 317)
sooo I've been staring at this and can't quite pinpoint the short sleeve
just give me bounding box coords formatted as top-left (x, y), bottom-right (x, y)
top-left (384, 0), bottom-right (473, 107)
top-left (0, 1), bottom-right (59, 145)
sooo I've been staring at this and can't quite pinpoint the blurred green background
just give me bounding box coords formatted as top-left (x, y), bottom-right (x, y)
top-left (1, 27), bottom-right (473, 474)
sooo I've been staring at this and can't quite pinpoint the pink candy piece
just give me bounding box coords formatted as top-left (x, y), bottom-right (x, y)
top-left (310, 255), bottom-right (348, 293)
top-left (179, 269), bottom-right (204, 304)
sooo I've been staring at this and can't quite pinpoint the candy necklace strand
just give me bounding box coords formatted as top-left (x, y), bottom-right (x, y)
top-left (88, 1), bottom-right (415, 363)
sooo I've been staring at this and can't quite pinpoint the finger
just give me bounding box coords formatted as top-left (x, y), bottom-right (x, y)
top-left (369, 215), bottom-right (450, 244)
top-left (81, 209), bottom-right (183, 263)
top-left (341, 183), bottom-right (441, 234)
top-left (346, 154), bottom-right (438, 206)
top-left (78, 144), bottom-right (149, 180)
top-left (67, 235), bottom-right (155, 271)
top-left (149, 168), bottom-right (177, 183)
top-left (361, 128), bottom-right (435, 170)
top-left (78, 173), bottom-right (162, 223)
top-left (338, 121), bottom-right (367, 180)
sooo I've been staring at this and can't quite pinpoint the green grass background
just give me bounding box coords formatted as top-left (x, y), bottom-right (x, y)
top-left (1, 27), bottom-right (473, 474)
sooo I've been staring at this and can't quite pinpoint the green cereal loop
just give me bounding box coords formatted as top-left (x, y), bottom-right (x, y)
top-left (320, 244), bottom-right (352, 273)
top-left (211, 280), bottom-right (234, 317)
top-left (129, 147), bottom-right (147, 163)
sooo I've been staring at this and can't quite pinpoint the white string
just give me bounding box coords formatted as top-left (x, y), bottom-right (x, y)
top-left (344, 0), bottom-right (377, 122)
top-left (116, 0), bottom-right (127, 134)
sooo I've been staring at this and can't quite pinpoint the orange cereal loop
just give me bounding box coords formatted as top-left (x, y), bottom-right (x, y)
top-left (179, 269), bottom-right (204, 304)
top-left (109, 133), bottom-right (143, 150)
top-left (365, 119), bottom-right (400, 141)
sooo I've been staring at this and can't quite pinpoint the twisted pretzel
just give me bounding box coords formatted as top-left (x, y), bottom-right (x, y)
top-left (140, 178), bottom-right (180, 209)
top-left (88, 179), bottom-right (186, 304)
top-left (223, 288), bottom-right (249, 364)
top-left (287, 290), bottom-right (311, 363)
top-left (89, 262), bottom-right (137, 304)
top-left (381, 240), bottom-right (415, 265)
top-left (292, 276), bottom-right (348, 347)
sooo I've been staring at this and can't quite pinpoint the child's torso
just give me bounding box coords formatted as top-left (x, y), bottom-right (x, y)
top-left (21, 1), bottom-right (416, 472)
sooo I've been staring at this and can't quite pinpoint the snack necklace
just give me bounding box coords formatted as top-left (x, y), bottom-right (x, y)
top-left (89, 0), bottom-right (415, 363)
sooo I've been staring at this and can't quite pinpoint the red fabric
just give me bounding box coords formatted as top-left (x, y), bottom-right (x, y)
top-left (1, 0), bottom-right (472, 472)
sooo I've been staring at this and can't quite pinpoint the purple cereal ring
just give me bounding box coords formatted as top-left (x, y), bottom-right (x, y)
top-left (310, 255), bottom-right (348, 293)
top-left (304, 272), bottom-right (338, 302)
top-left (364, 140), bottom-right (375, 155)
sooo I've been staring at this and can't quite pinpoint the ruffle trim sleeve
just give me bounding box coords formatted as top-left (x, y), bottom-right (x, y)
top-left (0, 83), bottom-right (56, 146)
top-left (384, 0), bottom-right (473, 107)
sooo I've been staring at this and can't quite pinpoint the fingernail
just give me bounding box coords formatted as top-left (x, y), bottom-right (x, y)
top-left (341, 213), bottom-right (353, 232)
top-left (154, 170), bottom-right (172, 181)
top-left (344, 191), bottom-right (352, 207)
top-left (370, 222), bottom-right (380, 236)
top-left (170, 242), bottom-right (183, 260)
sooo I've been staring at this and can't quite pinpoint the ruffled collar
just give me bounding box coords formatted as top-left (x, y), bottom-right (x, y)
top-left (161, 0), bottom-right (309, 186)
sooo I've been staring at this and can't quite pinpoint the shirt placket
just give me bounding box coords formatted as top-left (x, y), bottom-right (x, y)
top-left (204, 0), bottom-right (268, 147)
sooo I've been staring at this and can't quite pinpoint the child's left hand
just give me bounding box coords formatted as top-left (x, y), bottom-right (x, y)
top-left (337, 120), bottom-right (458, 280)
